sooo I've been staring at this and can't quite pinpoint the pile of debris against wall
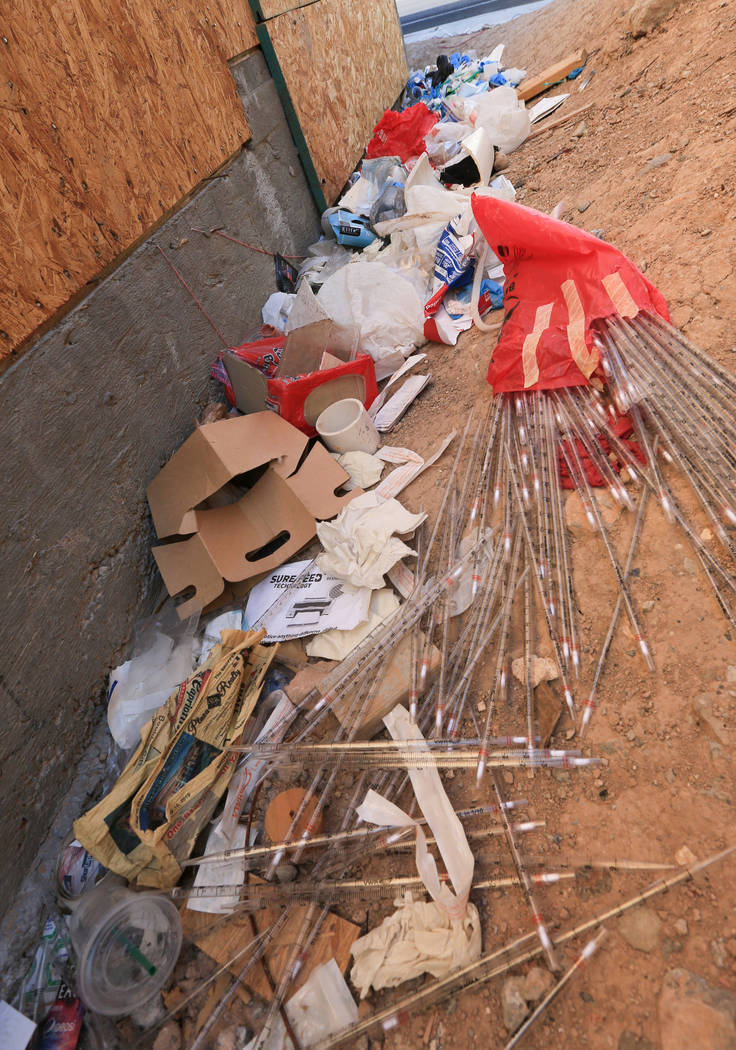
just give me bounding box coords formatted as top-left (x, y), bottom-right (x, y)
top-left (2, 0), bottom-right (736, 1048)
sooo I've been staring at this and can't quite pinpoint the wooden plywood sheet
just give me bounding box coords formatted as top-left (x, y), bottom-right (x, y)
top-left (181, 899), bottom-right (360, 1000)
top-left (0, 0), bottom-right (256, 358)
top-left (263, 0), bottom-right (408, 207)
top-left (251, 0), bottom-right (316, 22)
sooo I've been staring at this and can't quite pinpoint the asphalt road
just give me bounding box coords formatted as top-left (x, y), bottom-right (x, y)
top-left (399, 0), bottom-right (543, 33)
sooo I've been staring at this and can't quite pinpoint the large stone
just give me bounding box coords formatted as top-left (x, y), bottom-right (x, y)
top-left (658, 968), bottom-right (736, 1049)
top-left (618, 906), bottom-right (662, 952)
top-left (501, 977), bottom-right (530, 1032)
top-left (627, 0), bottom-right (681, 37)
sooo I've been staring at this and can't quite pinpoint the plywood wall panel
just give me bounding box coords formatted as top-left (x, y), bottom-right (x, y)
top-left (263, 0), bottom-right (408, 207)
top-left (0, 0), bottom-right (257, 358)
top-left (251, 0), bottom-right (316, 22)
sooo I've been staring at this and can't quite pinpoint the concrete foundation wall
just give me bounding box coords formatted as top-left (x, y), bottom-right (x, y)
top-left (0, 49), bottom-right (320, 951)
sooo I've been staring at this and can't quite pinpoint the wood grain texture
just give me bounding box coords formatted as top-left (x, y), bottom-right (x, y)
top-left (251, 0), bottom-right (316, 22)
top-left (517, 50), bottom-right (588, 101)
top-left (181, 898), bottom-right (360, 1000)
top-left (0, 0), bottom-right (256, 358)
top-left (265, 0), bottom-right (408, 205)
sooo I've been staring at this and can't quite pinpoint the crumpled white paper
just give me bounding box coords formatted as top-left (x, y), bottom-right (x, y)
top-left (335, 450), bottom-right (385, 490)
top-left (306, 587), bottom-right (400, 661)
top-left (350, 705), bottom-right (481, 996)
top-left (316, 492), bottom-right (426, 590)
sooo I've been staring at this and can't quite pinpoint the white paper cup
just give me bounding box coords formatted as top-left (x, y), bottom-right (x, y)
top-left (316, 398), bottom-right (380, 454)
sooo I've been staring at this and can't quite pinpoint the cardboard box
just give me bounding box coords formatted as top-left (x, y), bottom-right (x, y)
top-left (147, 413), bottom-right (359, 618)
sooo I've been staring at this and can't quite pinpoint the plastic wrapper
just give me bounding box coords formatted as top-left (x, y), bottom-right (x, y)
top-left (448, 85), bottom-right (530, 154)
top-left (305, 587), bottom-right (400, 661)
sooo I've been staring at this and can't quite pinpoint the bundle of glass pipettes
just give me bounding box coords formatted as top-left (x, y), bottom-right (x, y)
top-left (166, 306), bottom-right (736, 1050)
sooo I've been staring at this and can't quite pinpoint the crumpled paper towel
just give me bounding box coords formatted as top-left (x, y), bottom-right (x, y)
top-left (349, 705), bottom-right (481, 996)
top-left (316, 492), bottom-right (425, 590)
top-left (335, 450), bottom-right (384, 490)
top-left (306, 588), bottom-right (400, 660)
top-left (350, 892), bottom-right (481, 997)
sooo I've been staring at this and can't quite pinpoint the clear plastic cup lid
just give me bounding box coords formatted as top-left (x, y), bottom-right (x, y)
top-left (76, 893), bottom-right (182, 1015)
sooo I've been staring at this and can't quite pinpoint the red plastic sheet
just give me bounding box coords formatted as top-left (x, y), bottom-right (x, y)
top-left (558, 413), bottom-right (647, 489)
top-left (470, 196), bottom-right (669, 393)
top-left (366, 103), bottom-right (439, 163)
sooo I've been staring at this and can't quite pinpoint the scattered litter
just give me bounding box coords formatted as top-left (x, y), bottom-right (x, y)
top-left (316, 492), bottom-right (426, 589)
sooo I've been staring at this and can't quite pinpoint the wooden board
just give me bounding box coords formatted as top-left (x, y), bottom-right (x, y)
top-left (517, 50), bottom-right (588, 101)
top-left (260, 0), bottom-right (408, 208)
top-left (251, 0), bottom-right (316, 22)
top-left (0, 0), bottom-right (257, 358)
top-left (181, 898), bottom-right (360, 1000)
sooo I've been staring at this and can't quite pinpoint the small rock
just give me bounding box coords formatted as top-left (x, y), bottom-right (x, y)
top-left (572, 120), bottom-right (588, 138)
top-left (577, 199), bottom-right (592, 213)
top-left (675, 845), bottom-right (697, 867)
top-left (477, 699), bottom-right (487, 712)
top-left (627, 0), bottom-right (682, 38)
top-left (511, 655), bottom-right (559, 687)
top-left (214, 1028), bottom-right (240, 1050)
top-left (153, 1023), bottom-right (182, 1050)
top-left (618, 1032), bottom-right (656, 1050)
top-left (642, 151), bottom-right (671, 171)
top-left (727, 665), bottom-right (736, 684)
top-left (521, 966), bottom-right (554, 1002)
top-left (275, 862), bottom-right (298, 883)
top-left (711, 939), bottom-right (728, 969)
top-left (618, 905), bottom-right (661, 952)
top-left (501, 978), bottom-right (530, 1032)
top-left (659, 968), bottom-right (736, 1049)
top-left (493, 151), bottom-right (510, 172)
top-left (691, 693), bottom-right (729, 744)
top-left (662, 937), bottom-right (684, 959)
top-left (642, 600), bottom-right (655, 612)
top-left (675, 918), bottom-right (688, 936)
top-left (503, 769), bottom-right (515, 785)
top-left (701, 527), bottom-right (714, 542)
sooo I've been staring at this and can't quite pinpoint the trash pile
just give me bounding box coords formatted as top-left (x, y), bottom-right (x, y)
top-left (5, 40), bottom-right (736, 1050)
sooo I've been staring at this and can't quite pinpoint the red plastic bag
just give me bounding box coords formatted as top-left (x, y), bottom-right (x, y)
top-left (470, 195), bottom-right (669, 394)
top-left (366, 103), bottom-right (439, 163)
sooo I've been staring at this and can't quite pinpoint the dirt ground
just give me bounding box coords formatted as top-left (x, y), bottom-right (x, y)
top-left (132, 3), bottom-right (736, 1048)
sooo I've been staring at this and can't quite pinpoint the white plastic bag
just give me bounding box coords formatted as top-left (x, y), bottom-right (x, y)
top-left (449, 85), bottom-right (530, 154)
top-left (107, 603), bottom-right (198, 750)
top-left (317, 261), bottom-right (425, 377)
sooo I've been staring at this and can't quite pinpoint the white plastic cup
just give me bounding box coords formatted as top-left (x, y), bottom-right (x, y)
top-left (315, 398), bottom-right (380, 454)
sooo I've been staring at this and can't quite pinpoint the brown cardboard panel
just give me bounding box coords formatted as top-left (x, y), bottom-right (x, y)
top-left (222, 354), bottom-right (270, 416)
top-left (284, 443), bottom-right (358, 519)
top-left (303, 375), bottom-right (368, 425)
top-left (276, 320), bottom-right (357, 379)
top-left (147, 414), bottom-right (308, 538)
top-left (194, 468), bottom-right (316, 582)
top-left (152, 534), bottom-right (226, 620)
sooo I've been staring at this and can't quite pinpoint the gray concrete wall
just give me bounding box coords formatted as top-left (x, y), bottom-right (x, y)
top-left (0, 48), bottom-right (320, 955)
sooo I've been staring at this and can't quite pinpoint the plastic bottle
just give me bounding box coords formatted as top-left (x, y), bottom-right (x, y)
top-left (369, 182), bottom-right (406, 226)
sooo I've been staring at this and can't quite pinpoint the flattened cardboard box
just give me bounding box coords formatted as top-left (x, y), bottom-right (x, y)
top-left (148, 413), bottom-right (358, 618)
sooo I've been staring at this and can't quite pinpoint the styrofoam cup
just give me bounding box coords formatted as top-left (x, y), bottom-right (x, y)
top-left (315, 398), bottom-right (380, 454)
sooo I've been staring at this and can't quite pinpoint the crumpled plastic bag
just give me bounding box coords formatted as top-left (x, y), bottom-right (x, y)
top-left (448, 85), bottom-right (530, 154)
top-left (316, 491), bottom-right (425, 589)
top-left (366, 102), bottom-right (439, 163)
top-left (350, 893), bottom-right (481, 997)
top-left (306, 587), bottom-right (399, 660)
top-left (317, 261), bottom-right (425, 379)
